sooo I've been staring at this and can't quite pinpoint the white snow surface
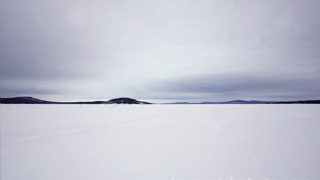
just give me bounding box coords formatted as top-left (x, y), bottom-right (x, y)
top-left (1, 104), bottom-right (319, 180)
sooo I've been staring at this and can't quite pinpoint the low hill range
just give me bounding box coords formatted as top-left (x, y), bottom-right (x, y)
top-left (0, 97), bottom-right (151, 104)
top-left (0, 96), bottom-right (320, 104)
top-left (166, 100), bottom-right (271, 104)
top-left (164, 100), bottom-right (320, 104)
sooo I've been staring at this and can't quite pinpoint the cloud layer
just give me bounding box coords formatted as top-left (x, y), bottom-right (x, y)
top-left (1, 0), bottom-right (319, 101)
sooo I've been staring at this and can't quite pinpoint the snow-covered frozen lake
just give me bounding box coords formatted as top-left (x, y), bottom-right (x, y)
top-left (1, 104), bottom-right (319, 180)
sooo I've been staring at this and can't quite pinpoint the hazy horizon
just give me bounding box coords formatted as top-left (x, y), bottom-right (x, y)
top-left (1, 0), bottom-right (320, 102)
top-left (1, 95), bottom-right (320, 104)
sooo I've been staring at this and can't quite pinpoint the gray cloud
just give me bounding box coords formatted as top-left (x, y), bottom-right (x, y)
top-left (144, 73), bottom-right (320, 101)
top-left (0, 0), bottom-right (320, 101)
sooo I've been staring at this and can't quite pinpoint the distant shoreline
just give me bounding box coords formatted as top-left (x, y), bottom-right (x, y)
top-left (1, 96), bottom-right (320, 104)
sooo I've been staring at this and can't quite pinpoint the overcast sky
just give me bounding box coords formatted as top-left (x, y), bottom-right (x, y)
top-left (1, 0), bottom-right (319, 102)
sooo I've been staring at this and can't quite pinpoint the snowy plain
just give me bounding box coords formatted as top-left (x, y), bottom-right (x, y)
top-left (0, 104), bottom-right (319, 180)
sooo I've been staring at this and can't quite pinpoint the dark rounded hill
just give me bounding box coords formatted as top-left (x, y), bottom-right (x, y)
top-left (0, 96), bottom-right (54, 104)
top-left (105, 98), bottom-right (151, 104)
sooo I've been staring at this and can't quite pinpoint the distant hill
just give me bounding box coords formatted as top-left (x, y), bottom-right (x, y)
top-left (166, 100), bottom-right (320, 104)
top-left (273, 100), bottom-right (320, 104)
top-left (165, 100), bottom-right (273, 104)
top-left (0, 97), bottom-right (57, 104)
top-left (105, 98), bottom-right (151, 104)
top-left (1, 96), bottom-right (320, 104)
top-left (0, 97), bottom-right (151, 104)
top-left (201, 100), bottom-right (273, 104)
